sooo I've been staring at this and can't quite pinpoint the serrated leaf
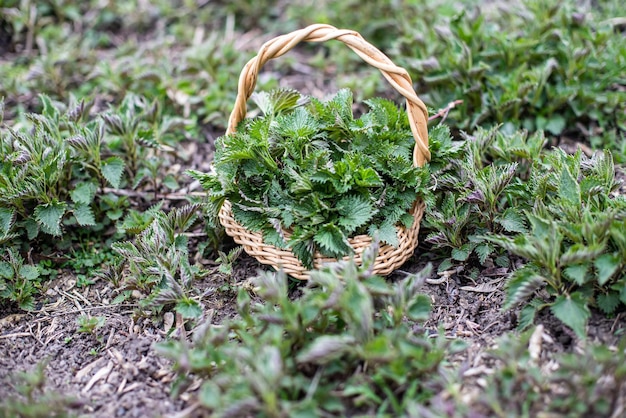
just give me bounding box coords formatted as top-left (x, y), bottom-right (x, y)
top-left (314, 223), bottom-right (352, 259)
top-left (543, 115), bottom-right (566, 136)
top-left (597, 292), bottom-right (620, 315)
top-left (24, 218), bottom-right (39, 240)
top-left (19, 265), bottom-right (39, 281)
top-left (163, 174), bottom-right (180, 190)
top-left (504, 267), bottom-right (545, 310)
top-left (550, 292), bottom-right (590, 339)
top-left (354, 167), bottom-right (383, 187)
top-left (496, 208), bottom-right (527, 233)
top-left (101, 156), bottom-right (125, 189)
top-left (296, 335), bottom-right (356, 365)
top-left (175, 298), bottom-right (202, 319)
top-left (594, 253), bottom-right (620, 286)
top-left (0, 208), bottom-right (15, 235)
top-left (558, 166), bottom-right (581, 207)
top-left (73, 203), bottom-right (96, 226)
top-left (232, 204), bottom-right (267, 232)
top-left (437, 258), bottom-right (454, 273)
top-left (474, 242), bottom-right (494, 264)
top-left (451, 244), bottom-right (471, 262)
top-left (70, 182), bottom-right (97, 205)
top-left (563, 264), bottom-right (589, 286)
top-left (34, 200), bottom-right (67, 236)
top-left (369, 221), bottom-right (398, 248)
top-left (518, 304), bottom-right (538, 331)
top-left (337, 195), bottom-right (374, 233)
top-left (112, 290), bottom-right (132, 304)
top-left (0, 261), bottom-right (13, 279)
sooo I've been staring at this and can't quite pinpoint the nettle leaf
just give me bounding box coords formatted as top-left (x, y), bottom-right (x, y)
top-left (19, 265), bottom-right (39, 281)
top-left (73, 203), bottom-right (96, 226)
top-left (563, 263), bottom-right (589, 286)
top-left (175, 298), bottom-right (202, 319)
top-left (474, 242), bottom-right (494, 264)
top-left (101, 156), bottom-right (125, 189)
top-left (496, 208), bottom-right (527, 233)
top-left (337, 195), bottom-right (374, 233)
top-left (296, 335), bottom-right (356, 365)
top-left (314, 223), bottom-right (353, 259)
top-left (70, 182), bottom-right (97, 205)
top-left (551, 292), bottom-right (590, 339)
top-left (407, 294), bottom-right (431, 322)
top-left (0, 207), bottom-right (16, 235)
top-left (451, 244), bottom-right (472, 262)
top-left (518, 304), bottom-right (538, 331)
top-left (34, 200), bottom-right (67, 236)
top-left (597, 292), bottom-right (620, 315)
top-left (0, 261), bottom-right (13, 279)
top-left (558, 165), bottom-right (581, 207)
top-left (594, 253), bottom-right (621, 286)
top-left (504, 267), bottom-right (545, 310)
top-left (369, 221), bottom-right (398, 248)
top-left (354, 167), bottom-right (383, 188)
top-left (232, 204), bottom-right (268, 232)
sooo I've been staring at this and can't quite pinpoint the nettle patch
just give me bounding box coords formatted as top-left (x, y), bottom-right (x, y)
top-left (422, 125), bottom-right (626, 337)
top-left (191, 89), bottom-right (447, 268)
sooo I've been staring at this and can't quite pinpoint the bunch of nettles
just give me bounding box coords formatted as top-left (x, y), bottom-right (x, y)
top-left (191, 89), bottom-right (435, 267)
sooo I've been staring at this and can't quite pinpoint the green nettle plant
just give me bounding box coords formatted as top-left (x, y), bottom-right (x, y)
top-left (423, 127), bottom-right (545, 270)
top-left (109, 204), bottom-right (206, 319)
top-left (0, 248), bottom-right (40, 311)
top-left (157, 244), bottom-right (460, 417)
top-left (392, 0), bottom-right (626, 154)
top-left (0, 94), bottom-right (187, 242)
top-left (190, 88), bottom-right (444, 268)
top-left (421, 124), bottom-right (626, 336)
top-left (476, 329), bottom-right (626, 417)
top-left (488, 149), bottom-right (626, 337)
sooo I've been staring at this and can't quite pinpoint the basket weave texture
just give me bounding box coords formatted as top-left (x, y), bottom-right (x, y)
top-left (218, 24), bottom-right (430, 280)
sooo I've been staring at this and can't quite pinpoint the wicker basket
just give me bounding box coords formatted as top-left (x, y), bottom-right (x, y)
top-left (218, 24), bottom-right (430, 280)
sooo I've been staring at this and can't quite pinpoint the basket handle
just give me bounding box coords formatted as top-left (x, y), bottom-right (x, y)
top-left (226, 24), bottom-right (430, 167)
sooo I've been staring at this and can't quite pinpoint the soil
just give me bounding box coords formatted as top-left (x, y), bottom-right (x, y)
top-left (1, 30), bottom-right (626, 418)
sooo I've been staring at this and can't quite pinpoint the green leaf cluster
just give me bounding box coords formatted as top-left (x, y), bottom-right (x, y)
top-left (110, 204), bottom-right (205, 318)
top-left (156, 245), bottom-right (458, 416)
top-left (424, 126), bottom-right (544, 268)
top-left (0, 248), bottom-right (40, 311)
top-left (194, 88), bottom-right (434, 267)
top-left (477, 328), bottom-right (626, 416)
top-left (488, 149), bottom-right (626, 337)
top-left (423, 123), bottom-right (626, 337)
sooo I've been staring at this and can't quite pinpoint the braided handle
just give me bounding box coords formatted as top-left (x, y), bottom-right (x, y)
top-left (226, 24), bottom-right (430, 167)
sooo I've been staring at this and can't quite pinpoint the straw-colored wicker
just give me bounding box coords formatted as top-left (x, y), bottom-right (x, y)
top-left (219, 23), bottom-right (430, 280)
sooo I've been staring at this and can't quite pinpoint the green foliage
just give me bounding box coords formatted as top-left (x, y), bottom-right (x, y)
top-left (192, 88), bottom-right (437, 268)
top-left (0, 94), bottom-right (184, 245)
top-left (423, 122), bottom-right (625, 336)
top-left (391, 0), bottom-right (626, 155)
top-left (476, 328), bottom-right (626, 417)
top-left (424, 126), bottom-right (544, 267)
top-left (0, 360), bottom-right (79, 418)
top-left (110, 204), bottom-right (206, 318)
top-left (157, 245), bottom-right (460, 416)
top-left (487, 149), bottom-right (626, 337)
top-left (76, 315), bottom-right (106, 334)
top-left (0, 248), bottom-right (40, 311)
